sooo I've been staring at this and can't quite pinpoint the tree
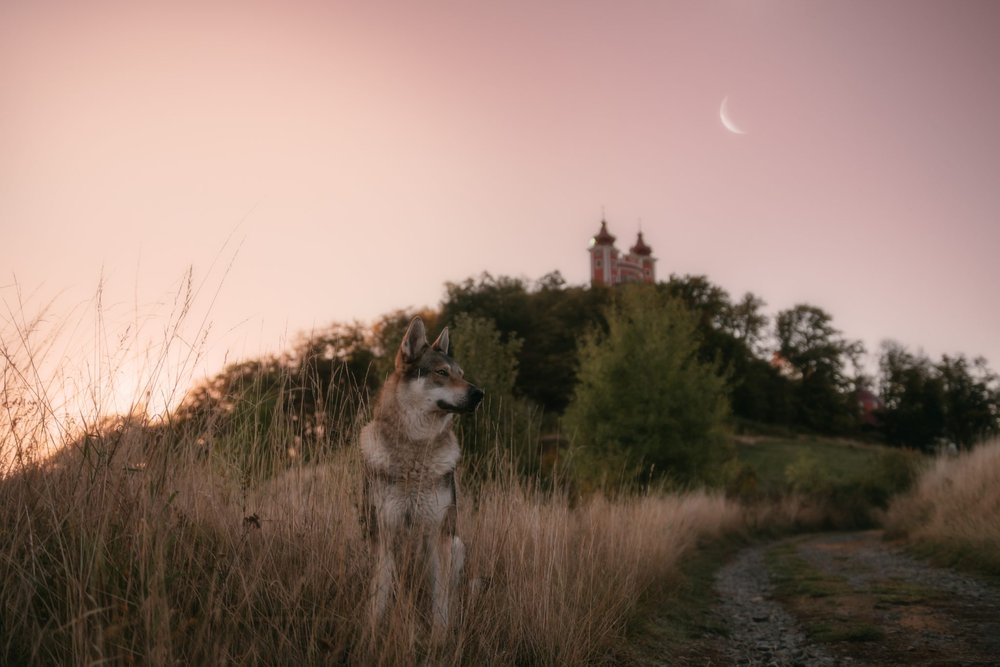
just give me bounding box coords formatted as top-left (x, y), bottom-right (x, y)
top-left (662, 274), bottom-right (732, 333)
top-left (937, 354), bottom-right (1000, 448)
top-left (877, 342), bottom-right (945, 450)
top-left (563, 285), bottom-right (730, 486)
top-left (877, 342), bottom-right (1000, 450)
top-left (662, 275), bottom-right (793, 427)
top-left (725, 292), bottom-right (770, 356)
top-left (775, 304), bottom-right (864, 432)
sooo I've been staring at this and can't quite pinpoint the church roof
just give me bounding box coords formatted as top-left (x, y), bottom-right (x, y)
top-left (630, 231), bottom-right (652, 256)
top-left (592, 220), bottom-right (616, 246)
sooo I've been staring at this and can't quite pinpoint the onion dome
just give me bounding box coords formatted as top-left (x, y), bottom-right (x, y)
top-left (591, 220), bottom-right (616, 246)
top-left (630, 231), bottom-right (652, 256)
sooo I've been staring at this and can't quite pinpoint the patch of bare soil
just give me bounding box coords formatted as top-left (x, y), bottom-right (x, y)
top-left (711, 531), bottom-right (1000, 666)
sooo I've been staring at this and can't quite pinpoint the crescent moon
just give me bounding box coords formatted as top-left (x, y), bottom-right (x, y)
top-left (720, 96), bottom-right (747, 135)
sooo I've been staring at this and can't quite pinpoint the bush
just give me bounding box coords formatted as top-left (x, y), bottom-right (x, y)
top-left (563, 285), bottom-right (731, 488)
top-left (784, 452), bottom-right (832, 496)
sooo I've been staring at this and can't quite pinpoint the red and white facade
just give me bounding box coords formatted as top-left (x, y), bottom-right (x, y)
top-left (588, 219), bottom-right (656, 286)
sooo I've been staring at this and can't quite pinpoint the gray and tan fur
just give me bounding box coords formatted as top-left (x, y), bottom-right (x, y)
top-left (360, 316), bottom-right (484, 635)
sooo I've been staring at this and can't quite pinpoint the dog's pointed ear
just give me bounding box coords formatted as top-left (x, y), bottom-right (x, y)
top-left (396, 317), bottom-right (428, 369)
top-left (431, 327), bottom-right (449, 355)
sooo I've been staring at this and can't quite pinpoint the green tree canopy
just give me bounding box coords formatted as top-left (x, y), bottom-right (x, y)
top-left (878, 342), bottom-right (945, 450)
top-left (879, 341), bottom-right (1000, 450)
top-left (775, 304), bottom-right (864, 432)
top-left (937, 354), bottom-right (1000, 447)
top-left (563, 285), bottom-right (731, 486)
top-left (663, 274), bottom-right (789, 427)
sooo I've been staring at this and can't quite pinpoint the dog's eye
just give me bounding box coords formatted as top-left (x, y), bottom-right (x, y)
top-left (436, 369), bottom-right (449, 377)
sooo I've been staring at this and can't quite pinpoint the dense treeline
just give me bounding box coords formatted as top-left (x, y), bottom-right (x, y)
top-left (440, 272), bottom-right (1000, 451)
top-left (878, 342), bottom-right (1000, 450)
top-left (177, 271), bottom-right (1000, 480)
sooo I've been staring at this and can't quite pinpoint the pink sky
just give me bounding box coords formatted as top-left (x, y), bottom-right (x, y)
top-left (3, 1), bottom-right (999, 415)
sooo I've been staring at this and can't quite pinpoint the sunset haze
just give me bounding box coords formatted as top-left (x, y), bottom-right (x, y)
top-left (3, 0), bottom-right (999, 414)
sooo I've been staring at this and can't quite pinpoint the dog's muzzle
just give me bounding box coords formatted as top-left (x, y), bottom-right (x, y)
top-left (437, 385), bottom-right (485, 413)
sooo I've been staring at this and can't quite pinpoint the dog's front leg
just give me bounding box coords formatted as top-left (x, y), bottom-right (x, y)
top-left (428, 532), bottom-right (451, 637)
top-left (369, 542), bottom-right (396, 630)
top-left (429, 533), bottom-right (465, 637)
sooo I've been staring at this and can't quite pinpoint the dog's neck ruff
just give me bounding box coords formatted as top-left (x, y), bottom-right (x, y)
top-left (377, 384), bottom-right (455, 442)
top-left (360, 414), bottom-right (461, 490)
top-left (372, 410), bottom-right (453, 447)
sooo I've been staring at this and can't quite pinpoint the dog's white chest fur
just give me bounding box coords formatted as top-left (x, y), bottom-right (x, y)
top-left (360, 421), bottom-right (460, 531)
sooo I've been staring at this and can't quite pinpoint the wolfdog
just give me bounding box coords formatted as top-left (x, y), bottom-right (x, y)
top-left (360, 316), bottom-right (484, 635)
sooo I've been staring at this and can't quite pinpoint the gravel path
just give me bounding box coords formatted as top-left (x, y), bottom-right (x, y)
top-left (795, 530), bottom-right (1000, 604)
top-left (714, 545), bottom-right (840, 666)
top-left (711, 532), bottom-right (1000, 666)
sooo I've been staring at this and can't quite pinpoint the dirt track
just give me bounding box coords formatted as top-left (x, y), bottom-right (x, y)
top-left (711, 531), bottom-right (1000, 666)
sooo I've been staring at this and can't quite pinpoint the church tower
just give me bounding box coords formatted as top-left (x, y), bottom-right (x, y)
top-left (629, 231), bottom-right (656, 283)
top-left (588, 219), bottom-right (618, 286)
top-left (589, 218), bottom-right (656, 286)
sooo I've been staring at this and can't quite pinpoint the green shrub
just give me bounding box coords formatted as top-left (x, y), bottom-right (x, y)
top-left (784, 452), bottom-right (833, 496)
top-left (563, 285), bottom-right (731, 488)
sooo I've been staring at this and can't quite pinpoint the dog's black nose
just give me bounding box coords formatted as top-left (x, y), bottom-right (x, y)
top-left (468, 386), bottom-right (485, 408)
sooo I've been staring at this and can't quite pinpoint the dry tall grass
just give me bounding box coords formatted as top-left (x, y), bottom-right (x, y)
top-left (884, 439), bottom-right (1000, 574)
top-left (0, 415), bottom-right (748, 665)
